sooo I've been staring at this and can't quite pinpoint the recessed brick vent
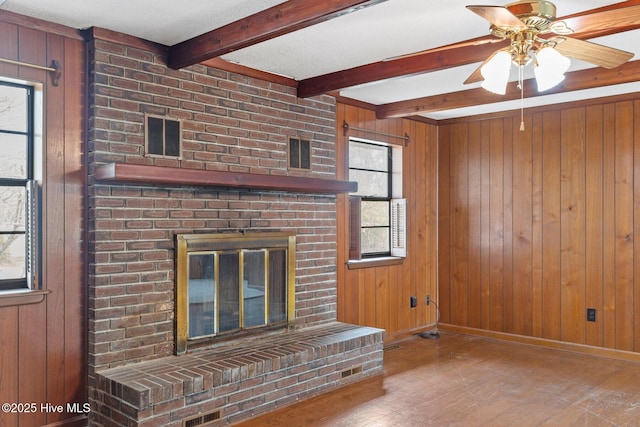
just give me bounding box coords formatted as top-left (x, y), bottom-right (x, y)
top-left (340, 365), bottom-right (363, 379)
top-left (183, 410), bottom-right (220, 427)
top-left (93, 322), bottom-right (384, 426)
top-left (289, 138), bottom-right (311, 170)
top-left (383, 344), bottom-right (402, 352)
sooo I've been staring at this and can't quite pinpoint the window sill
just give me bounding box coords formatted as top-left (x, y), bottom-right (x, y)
top-left (347, 257), bottom-right (404, 270)
top-left (0, 289), bottom-right (50, 307)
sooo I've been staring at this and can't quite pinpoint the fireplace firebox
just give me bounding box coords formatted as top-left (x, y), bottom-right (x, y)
top-left (176, 231), bottom-right (296, 354)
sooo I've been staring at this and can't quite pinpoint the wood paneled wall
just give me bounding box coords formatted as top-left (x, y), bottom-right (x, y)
top-left (438, 99), bottom-right (640, 352)
top-left (336, 103), bottom-right (439, 341)
top-left (0, 13), bottom-right (86, 427)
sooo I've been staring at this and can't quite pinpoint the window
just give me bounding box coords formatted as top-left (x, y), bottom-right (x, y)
top-left (348, 138), bottom-right (405, 260)
top-left (0, 80), bottom-right (40, 291)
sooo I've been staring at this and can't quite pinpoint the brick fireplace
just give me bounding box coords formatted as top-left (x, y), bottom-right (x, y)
top-left (86, 30), bottom-right (384, 426)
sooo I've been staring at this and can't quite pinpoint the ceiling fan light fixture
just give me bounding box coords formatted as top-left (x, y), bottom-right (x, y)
top-left (534, 46), bottom-right (570, 91)
top-left (480, 50), bottom-right (512, 95)
top-left (534, 68), bottom-right (565, 92)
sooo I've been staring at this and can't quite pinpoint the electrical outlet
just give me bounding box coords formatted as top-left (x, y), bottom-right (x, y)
top-left (410, 296), bottom-right (417, 308)
top-left (426, 295), bottom-right (430, 306)
top-left (587, 308), bottom-right (596, 322)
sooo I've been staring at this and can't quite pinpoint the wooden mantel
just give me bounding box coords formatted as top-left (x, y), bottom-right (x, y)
top-left (94, 162), bottom-right (357, 194)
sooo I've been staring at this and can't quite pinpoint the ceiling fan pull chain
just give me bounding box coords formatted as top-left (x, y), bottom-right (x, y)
top-left (519, 65), bottom-right (525, 132)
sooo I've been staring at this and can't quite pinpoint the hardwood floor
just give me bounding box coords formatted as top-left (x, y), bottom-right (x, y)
top-left (232, 331), bottom-right (640, 426)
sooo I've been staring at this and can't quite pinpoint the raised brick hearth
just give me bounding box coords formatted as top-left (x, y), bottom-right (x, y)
top-left (93, 323), bottom-right (383, 426)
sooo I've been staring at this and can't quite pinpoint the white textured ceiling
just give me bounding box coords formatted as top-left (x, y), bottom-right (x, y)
top-left (1, 0), bottom-right (288, 46)
top-left (0, 0), bottom-right (635, 120)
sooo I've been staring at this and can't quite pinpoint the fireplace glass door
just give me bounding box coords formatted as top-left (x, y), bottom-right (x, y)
top-left (177, 232), bottom-right (295, 353)
top-left (187, 249), bottom-right (288, 338)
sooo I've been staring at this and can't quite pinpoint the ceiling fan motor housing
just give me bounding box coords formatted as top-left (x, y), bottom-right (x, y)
top-left (488, 1), bottom-right (559, 66)
top-left (507, 0), bottom-right (555, 20)
top-left (490, 0), bottom-right (557, 39)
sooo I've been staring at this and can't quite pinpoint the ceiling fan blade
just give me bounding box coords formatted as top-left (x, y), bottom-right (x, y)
top-left (466, 5), bottom-right (526, 28)
top-left (554, 37), bottom-right (634, 69)
top-left (463, 63), bottom-right (485, 85)
top-left (561, 4), bottom-right (640, 35)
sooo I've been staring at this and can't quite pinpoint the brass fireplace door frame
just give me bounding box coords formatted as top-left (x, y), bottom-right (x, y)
top-left (175, 231), bottom-right (296, 354)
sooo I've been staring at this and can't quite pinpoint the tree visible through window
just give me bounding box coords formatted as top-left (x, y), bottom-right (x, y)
top-left (0, 81), bottom-right (37, 290)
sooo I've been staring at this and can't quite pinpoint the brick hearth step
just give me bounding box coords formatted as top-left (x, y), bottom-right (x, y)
top-left (93, 322), bottom-right (384, 426)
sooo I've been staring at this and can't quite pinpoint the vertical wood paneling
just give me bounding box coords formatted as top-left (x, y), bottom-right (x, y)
top-left (531, 112), bottom-right (544, 337)
top-left (438, 125), bottom-right (452, 326)
top-left (363, 268), bottom-right (376, 326)
top-left (353, 273), bottom-right (365, 325)
top-left (450, 123), bottom-right (470, 325)
top-left (560, 107), bottom-right (586, 344)
top-left (63, 36), bottom-right (87, 406)
top-left (439, 97), bottom-right (640, 355)
top-left (336, 103), bottom-right (438, 340)
top-left (411, 120), bottom-right (429, 327)
top-left (502, 118), bottom-right (514, 333)
top-left (428, 124), bottom-right (439, 328)
top-left (375, 266), bottom-right (390, 330)
top-left (0, 307), bottom-right (19, 426)
top-left (0, 19), bottom-right (85, 427)
top-left (480, 121), bottom-right (491, 330)
top-left (603, 104), bottom-right (617, 349)
top-left (388, 265), bottom-right (400, 333)
top-left (0, 21), bottom-right (18, 73)
top-left (488, 118), bottom-right (504, 331)
top-left (585, 105), bottom-right (604, 347)
top-left (399, 120), bottom-right (414, 332)
top-left (512, 115), bottom-right (533, 336)
top-left (542, 111), bottom-right (562, 340)
top-left (614, 101), bottom-right (634, 351)
top-left (46, 33), bottom-right (68, 423)
top-left (340, 95), bottom-right (640, 353)
top-left (468, 121), bottom-right (482, 329)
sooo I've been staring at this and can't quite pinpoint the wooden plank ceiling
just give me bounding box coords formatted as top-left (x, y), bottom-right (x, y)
top-left (166, 0), bottom-right (640, 119)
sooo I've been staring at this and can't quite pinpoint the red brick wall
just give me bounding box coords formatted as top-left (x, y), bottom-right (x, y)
top-left (87, 34), bottom-right (338, 373)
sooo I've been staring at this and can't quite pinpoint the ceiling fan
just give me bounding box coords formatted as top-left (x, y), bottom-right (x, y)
top-left (464, 0), bottom-right (634, 94)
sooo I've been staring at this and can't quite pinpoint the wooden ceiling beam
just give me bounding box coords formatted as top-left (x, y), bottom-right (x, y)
top-left (298, 1), bottom-right (640, 98)
top-left (168, 0), bottom-right (388, 70)
top-left (560, 0), bottom-right (640, 34)
top-left (201, 58), bottom-right (298, 87)
top-left (376, 60), bottom-right (640, 118)
top-left (297, 40), bottom-right (506, 98)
